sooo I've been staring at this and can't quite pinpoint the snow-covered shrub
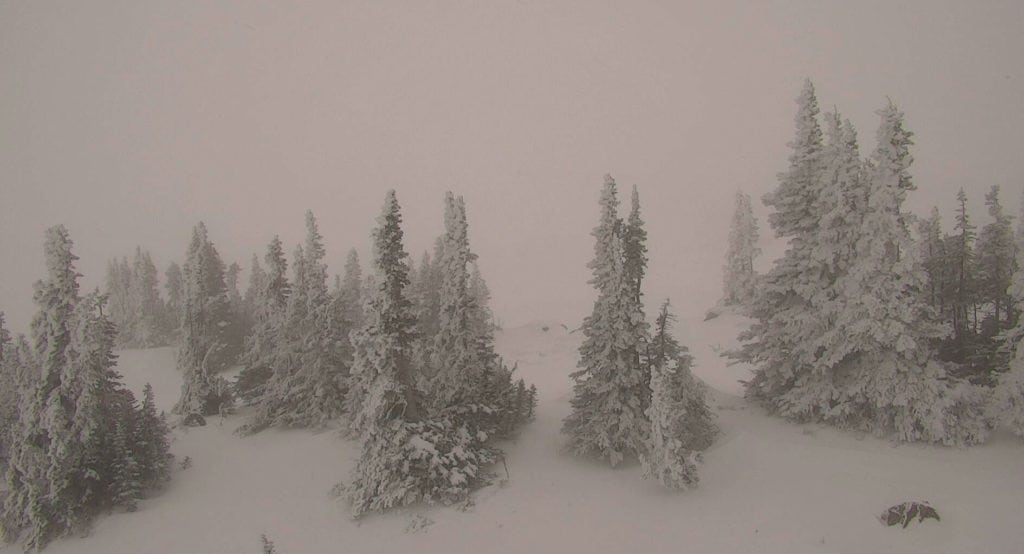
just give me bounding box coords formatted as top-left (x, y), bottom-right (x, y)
top-left (347, 415), bottom-right (495, 517)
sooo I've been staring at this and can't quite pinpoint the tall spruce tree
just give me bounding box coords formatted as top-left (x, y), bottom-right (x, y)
top-left (173, 223), bottom-right (234, 417)
top-left (104, 258), bottom-right (134, 345)
top-left (429, 193), bottom-right (482, 408)
top-left (131, 248), bottom-right (165, 347)
top-left (424, 194), bottom-right (530, 438)
top-left (235, 237), bottom-right (290, 405)
top-left (623, 185), bottom-right (649, 305)
top-left (918, 207), bottom-right (946, 311)
top-left (952, 188), bottom-right (978, 349)
top-left (563, 176), bottom-right (650, 466)
top-left (722, 190), bottom-right (762, 306)
top-left (468, 261), bottom-right (497, 338)
top-left (977, 185), bottom-right (1017, 335)
top-left (346, 192), bottom-right (424, 434)
top-left (0, 313), bottom-right (16, 466)
top-left (642, 301), bottom-right (716, 489)
top-left (737, 80), bottom-right (831, 408)
top-left (105, 249), bottom-right (168, 348)
top-left (346, 191), bottom-right (495, 517)
top-left (164, 261), bottom-right (184, 340)
top-left (244, 254), bottom-right (265, 317)
top-left (337, 248), bottom-right (365, 330)
top-left (136, 383), bottom-right (173, 489)
top-left (992, 235), bottom-right (1024, 436)
top-left (769, 112), bottom-right (869, 416)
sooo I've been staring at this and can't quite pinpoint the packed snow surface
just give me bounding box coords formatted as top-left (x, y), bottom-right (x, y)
top-left (7, 312), bottom-right (1024, 553)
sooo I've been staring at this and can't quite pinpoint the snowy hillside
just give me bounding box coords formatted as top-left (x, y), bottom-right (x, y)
top-left (8, 313), bottom-right (1024, 554)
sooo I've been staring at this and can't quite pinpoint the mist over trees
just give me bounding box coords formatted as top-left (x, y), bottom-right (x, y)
top-left (6, 75), bottom-right (1024, 552)
top-left (722, 191), bottom-right (761, 307)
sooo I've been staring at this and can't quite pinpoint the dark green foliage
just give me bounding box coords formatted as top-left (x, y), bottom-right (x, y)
top-left (136, 384), bottom-right (173, 489)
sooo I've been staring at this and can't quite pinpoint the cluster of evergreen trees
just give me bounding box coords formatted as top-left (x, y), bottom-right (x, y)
top-left (918, 186), bottom-right (1020, 380)
top-left (235, 212), bottom-right (357, 432)
top-left (104, 248), bottom-right (175, 348)
top-left (721, 191), bottom-right (762, 307)
top-left (0, 227), bottom-right (173, 551)
top-left (345, 191), bottom-right (536, 516)
top-left (172, 223), bottom-right (244, 418)
top-left (563, 177), bottom-right (716, 489)
top-left (728, 81), bottom-right (991, 444)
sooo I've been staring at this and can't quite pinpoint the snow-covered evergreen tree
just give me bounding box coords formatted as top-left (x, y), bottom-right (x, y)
top-left (467, 261), bottom-right (497, 336)
top-left (104, 248), bottom-right (168, 348)
top-left (224, 261), bottom-right (253, 348)
top-left (642, 301), bottom-right (716, 490)
top-left (235, 237), bottom-right (289, 405)
top-left (346, 192), bottom-right (424, 434)
top-left (721, 190), bottom-right (761, 307)
top-left (563, 176), bottom-right (650, 466)
top-left (425, 193), bottom-right (531, 438)
top-left (2, 227), bottom-right (169, 549)
top-left (977, 185), bottom-right (1017, 337)
top-left (429, 193), bottom-right (483, 408)
top-left (130, 247), bottom-right (165, 347)
top-left (164, 261), bottom-right (184, 340)
top-left (411, 240), bottom-right (445, 342)
top-left (990, 197), bottom-right (1024, 437)
top-left (244, 253), bottom-right (265, 316)
top-left (808, 102), bottom-right (985, 444)
top-left (225, 262), bottom-right (244, 312)
top-left (110, 419), bottom-right (142, 512)
top-left (0, 313), bottom-right (18, 466)
top-left (105, 257), bottom-right (134, 345)
top-left (623, 185), bottom-right (648, 305)
top-left (918, 207), bottom-right (947, 310)
top-left (336, 248), bottom-right (365, 331)
top-left (346, 191), bottom-right (497, 517)
top-left (737, 80), bottom-right (830, 408)
top-left (243, 212), bottom-right (350, 432)
top-left (136, 383), bottom-right (172, 489)
top-left (950, 188), bottom-right (978, 350)
top-left (173, 223), bottom-right (235, 417)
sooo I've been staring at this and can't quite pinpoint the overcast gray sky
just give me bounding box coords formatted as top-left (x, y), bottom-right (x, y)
top-left (2, 0), bottom-right (1023, 334)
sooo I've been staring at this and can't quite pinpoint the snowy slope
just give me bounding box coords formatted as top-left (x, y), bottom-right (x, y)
top-left (6, 315), bottom-right (1024, 554)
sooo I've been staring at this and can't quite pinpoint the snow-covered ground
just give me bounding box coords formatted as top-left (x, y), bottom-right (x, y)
top-left (8, 312), bottom-right (1024, 554)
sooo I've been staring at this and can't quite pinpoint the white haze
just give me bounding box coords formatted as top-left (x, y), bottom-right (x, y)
top-left (1, 0), bottom-right (1023, 334)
